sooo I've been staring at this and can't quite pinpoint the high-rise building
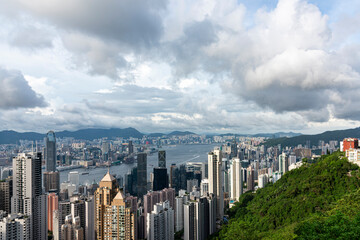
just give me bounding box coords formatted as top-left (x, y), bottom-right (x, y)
top-left (279, 153), bottom-right (288, 175)
top-left (175, 196), bottom-right (184, 232)
top-left (0, 177), bottom-right (12, 214)
top-left (158, 150), bottom-right (166, 168)
top-left (61, 215), bottom-right (84, 240)
top-left (288, 155), bottom-right (296, 166)
top-left (85, 197), bottom-right (95, 240)
top-left (137, 153), bottom-right (147, 198)
top-left (246, 166), bottom-right (254, 192)
top-left (160, 188), bottom-right (176, 211)
top-left (11, 152), bottom-right (48, 240)
top-left (68, 171), bottom-right (80, 187)
top-left (184, 202), bottom-right (195, 240)
top-left (128, 141), bottom-right (134, 154)
top-left (169, 164), bottom-right (177, 189)
top-left (48, 193), bottom-right (58, 232)
top-left (125, 167), bottom-right (137, 196)
top-left (143, 188), bottom-right (175, 239)
top-left (208, 149), bottom-right (224, 220)
top-left (70, 197), bottom-right (86, 239)
top-left (343, 138), bottom-right (359, 152)
top-left (0, 213), bottom-right (31, 240)
top-left (187, 179), bottom-right (198, 193)
top-left (53, 201), bottom-right (71, 240)
top-left (146, 200), bottom-right (174, 240)
top-left (45, 131), bottom-right (57, 172)
top-left (183, 195), bottom-right (216, 240)
top-left (258, 174), bottom-right (269, 188)
top-left (200, 179), bottom-right (209, 197)
top-left (229, 158), bottom-right (242, 201)
top-left (44, 171), bottom-right (60, 193)
top-left (95, 172), bottom-right (137, 240)
top-left (153, 167), bottom-right (168, 191)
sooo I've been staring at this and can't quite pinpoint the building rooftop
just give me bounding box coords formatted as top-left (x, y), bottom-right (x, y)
top-left (100, 171), bottom-right (115, 182)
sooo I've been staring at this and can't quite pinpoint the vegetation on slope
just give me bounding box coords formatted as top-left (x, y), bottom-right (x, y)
top-left (213, 151), bottom-right (360, 239)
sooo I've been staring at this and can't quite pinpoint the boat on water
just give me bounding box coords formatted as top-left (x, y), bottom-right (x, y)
top-left (81, 172), bottom-right (89, 175)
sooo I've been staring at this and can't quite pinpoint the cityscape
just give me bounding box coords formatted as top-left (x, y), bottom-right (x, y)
top-left (0, 129), bottom-right (358, 239)
top-left (0, 0), bottom-right (360, 239)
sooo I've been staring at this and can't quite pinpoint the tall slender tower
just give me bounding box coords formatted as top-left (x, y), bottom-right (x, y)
top-left (229, 158), bottom-right (243, 201)
top-left (208, 149), bottom-right (224, 220)
top-left (158, 150), bottom-right (166, 168)
top-left (12, 152), bottom-right (48, 240)
top-left (45, 131), bottom-right (56, 172)
top-left (137, 153), bottom-right (147, 198)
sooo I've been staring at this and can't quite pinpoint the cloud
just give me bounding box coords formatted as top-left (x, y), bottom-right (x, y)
top-left (14, 0), bottom-right (166, 48)
top-left (0, 0), bottom-right (360, 133)
top-left (166, 0), bottom-right (360, 123)
top-left (8, 25), bottom-right (53, 50)
top-left (0, 67), bottom-right (47, 109)
top-left (1, 0), bottom-right (167, 79)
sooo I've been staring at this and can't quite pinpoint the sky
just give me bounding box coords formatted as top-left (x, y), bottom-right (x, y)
top-left (0, 0), bottom-right (359, 134)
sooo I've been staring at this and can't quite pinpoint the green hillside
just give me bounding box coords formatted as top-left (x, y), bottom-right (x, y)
top-left (213, 151), bottom-right (360, 239)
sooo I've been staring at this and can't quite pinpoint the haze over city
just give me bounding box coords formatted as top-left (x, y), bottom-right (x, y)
top-left (0, 0), bottom-right (359, 134)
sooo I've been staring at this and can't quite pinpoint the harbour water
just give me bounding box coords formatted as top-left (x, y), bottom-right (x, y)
top-left (60, 144), bottom-right (219, 185)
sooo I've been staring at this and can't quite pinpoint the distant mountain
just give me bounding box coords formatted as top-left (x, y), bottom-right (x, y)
top-left (0, 128), bottom-right (199, 144)
top-left (146, 133), bottom-right (165, 138)
top-left (55, 127), bottom-right (144, 140)
top-left (0, 130), bottom-right (44, 144)
top-left (252, 131), bottom-right (302, 138)
top-left (210, 132), bottom-right (301, 138)
top-left (264, 127), bottom-right (360, 147)
top-left (167, 131), bottom-right (196, 136)
top-left (0, 127), bottom-right (144, 144)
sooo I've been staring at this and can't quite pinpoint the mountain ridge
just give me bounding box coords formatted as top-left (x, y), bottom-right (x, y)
top-left (264, 126), bottom-right (360, 147)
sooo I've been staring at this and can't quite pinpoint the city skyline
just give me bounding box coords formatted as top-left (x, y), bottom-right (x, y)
top-left (0, 0), bottom-right (359, 135)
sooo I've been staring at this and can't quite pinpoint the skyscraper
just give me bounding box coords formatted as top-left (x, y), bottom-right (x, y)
top-left (208, 149), bottom-right (224, 220)
top-left (95, 172), bottom-right (137, 240)
top-left (158, 150), bottom-right (166, 168)
top-left (53, 201), bottom-right (71, 240)
top-left (43, 171), bottom-right (60, 193)
top-left (169, 164), bottom-right (177, 189)
top-left (229, 158), bottom-right (243, 201)
top-left (48, 193), bottom-right (58, 233)
top-left (11, 152), bottom-right (48, 240)
top-left (246, 166), bottom-right (254, 192)
top-left (0, 177), bottom-right (12, 214)
top-left (175, 196), bottom-right (184, 232)
top-left (0, 213), bottom-right (31, 239)
top-left (85, 197), bottom-right (95, 240)
top-left (61, 215), bottom-right (84, 240)
top-left (137, 153), bottom-right (147, 198)
top-left (153, 167), bottom-right (168, 191)
top-left (183, 195), bottom-right (216, 240)
top-left (128, 140), bottom-right (134, 154)
top-left (146, 200), bottom-right (174, 240)
top-left (184, 202), bottom-right (195, 240)
top-left (45, 131), bottom-right (56, 172)
top-left (279, 152), bottom-right (288, 175)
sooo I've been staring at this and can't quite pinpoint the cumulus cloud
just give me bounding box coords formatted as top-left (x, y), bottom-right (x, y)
top-left (0, 0), bottom-right (360, 133)
top-left (164, 0), bottom-right (360, 123)
top-left (1, 0), bottom-right (166, 79)
top-left (0, 67), bottom-right (47, 109)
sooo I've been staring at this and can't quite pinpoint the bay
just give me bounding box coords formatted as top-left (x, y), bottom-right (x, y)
top-left (59, 144), bottom-right (219, 185)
